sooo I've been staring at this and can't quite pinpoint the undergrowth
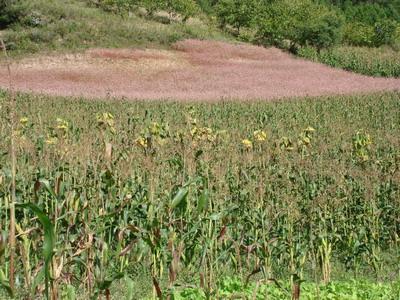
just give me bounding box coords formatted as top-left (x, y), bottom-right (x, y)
top-left (176, 277), bottom-right (400, 299)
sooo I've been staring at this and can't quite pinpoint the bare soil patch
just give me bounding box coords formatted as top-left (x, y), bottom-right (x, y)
top-left (0, 40), bottom-right (399, 101)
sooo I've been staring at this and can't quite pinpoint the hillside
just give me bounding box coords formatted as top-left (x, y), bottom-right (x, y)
top-left (0, 0), bottom-right (228, 56)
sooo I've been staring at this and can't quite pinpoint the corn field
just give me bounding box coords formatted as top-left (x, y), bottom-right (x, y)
top-left (0, 91), bottom-right (400, 299)
top-left (298, 46), bottom-right (400, 78)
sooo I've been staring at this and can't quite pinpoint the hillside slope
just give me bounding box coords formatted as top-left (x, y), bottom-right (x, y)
top-left (0, 0), bottom-right (227, 56)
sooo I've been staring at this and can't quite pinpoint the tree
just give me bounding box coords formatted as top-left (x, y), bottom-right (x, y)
top-left (256, 0), bottom-right (344, 52)
top-left (215, 0), bottom-right (260, 34)
top-left (296, 4), bottom-right (344, 51)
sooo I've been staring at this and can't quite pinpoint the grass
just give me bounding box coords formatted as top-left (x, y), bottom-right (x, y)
top-left (0, 90), bottom-right (399, 299)
top-left (298, 46), bottom-right (400, 77)
top-left (0, 0), bottom-right (228, 57)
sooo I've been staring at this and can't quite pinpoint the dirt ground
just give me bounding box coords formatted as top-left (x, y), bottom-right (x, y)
top-left (0, 39), bottom-right (399, 101)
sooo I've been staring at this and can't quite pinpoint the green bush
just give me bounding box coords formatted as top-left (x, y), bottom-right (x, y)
top-left (256, 0), bottom-right (343, 52)
top-left (332, 1), bottom-right (400, 47)
top-left (343, 19), bottom-right (398, 47)
top-left (166, 0), bottom-right (199, 22)
top-left (373, 19), bottom-right (398, 46)
top-left (88, 0), bottom-right (138, 14)
top-left (196, 0), bottom-right (214, 15)
top-left (394, 25), bottom-right (400, 50)
top-left (140, 0), bottom-right (166, 16)
top-left (0, 0), bottom-right (28, 29)
top-left (93, 0), bottom-right (199, 22)
top-left (343, 22), bottom-right (375, 47)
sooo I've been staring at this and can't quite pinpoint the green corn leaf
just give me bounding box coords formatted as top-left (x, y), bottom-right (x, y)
top-left (38, 179), bottom-right (58, 199)
top-left (17, 203), bottom-right (55, 300)
top-left (208, 212), bottom-right (223, 221)
top-left (0, 270), bottom-right (13, 298)
top-left (197, 190), bottom-right (208, 212)
top-left (0, 231), bottom-right (6, 259)
top-left (64, 284), bottom-right (76, 300)
top-left (31, 268), bottom-right (45, 297)
top-left (124, 276), bottom-right (134, 300)
top-left (92, 273), bottom-right (124, 300)
top-left (171, 187), bottom-right (189, 209)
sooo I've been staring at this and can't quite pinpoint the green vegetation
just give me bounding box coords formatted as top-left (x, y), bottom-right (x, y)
top-left (177, 277), bottom-right (400, 299)
top-left (1, 0), bottom-right (399, 76)
top-left (86, 0), bottom-right (400, 77)
top-left (1, 91), bottom-right (400, 299)
top-left (255, 0), bottom-right (344, 52)
top-left (210, 0), bottom-right (400, 48)
top-left (211, 0), bottom-right (400, 76)
top-left (89, 0), bottom-right (200, 22)
top-left (298, 46), bottom-right (400, 77)
top-left (217, 0), bottom-right (399, 77)
top-left (215, 0), bottom-right (259, 35)
top-left (0, 0), bottom-right (225, 55)
top-left (0, 0), bottom-right (27, 29)
top-left (333, 0), bottom-right (400, 47)
top-left (1, 1), bottom-right (400, 298)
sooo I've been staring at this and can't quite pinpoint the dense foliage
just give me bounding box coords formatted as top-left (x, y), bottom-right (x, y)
top-left (255, 0), bottom-right (344, 51)
top-left (339, 2), bottom-right (400, 47)
top-left (1, 91), bottom-right (399, 299)
top-left (212, 0), bottom-right (399, 49)
top-left (214, 0), bottom-right (259, 34)
top-left (0, 0), bottom-right (28, 29)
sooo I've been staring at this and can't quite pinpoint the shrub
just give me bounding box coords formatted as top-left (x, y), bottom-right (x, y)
top-left (0, 0), bottom-right (28, 29)
top-left (297, 6), bottom-right (344, 51)
top-left (166, 0), bottom-right (199, 22)
top-left (343, 22), bottom-right (375, 47)
top-left (343, 19), bottom-right (398, 47)
top-left (87, 0), bottom-right (145, 15)
top-left (373, 19), bottom-right (398, 47)
top-left (196, 0), bottom-right (214, 15)
top-left (140, 0), bottom-right (166, 16)
top-left (334, 1), bottom-right (400, 47)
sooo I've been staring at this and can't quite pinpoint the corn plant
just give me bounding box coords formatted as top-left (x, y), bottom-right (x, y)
top-left (0, 91), bottom-right (399, 299)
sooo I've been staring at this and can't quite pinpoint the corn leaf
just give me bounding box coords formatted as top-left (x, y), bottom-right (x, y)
top-left (17, 203), bottom-right (55, 300)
